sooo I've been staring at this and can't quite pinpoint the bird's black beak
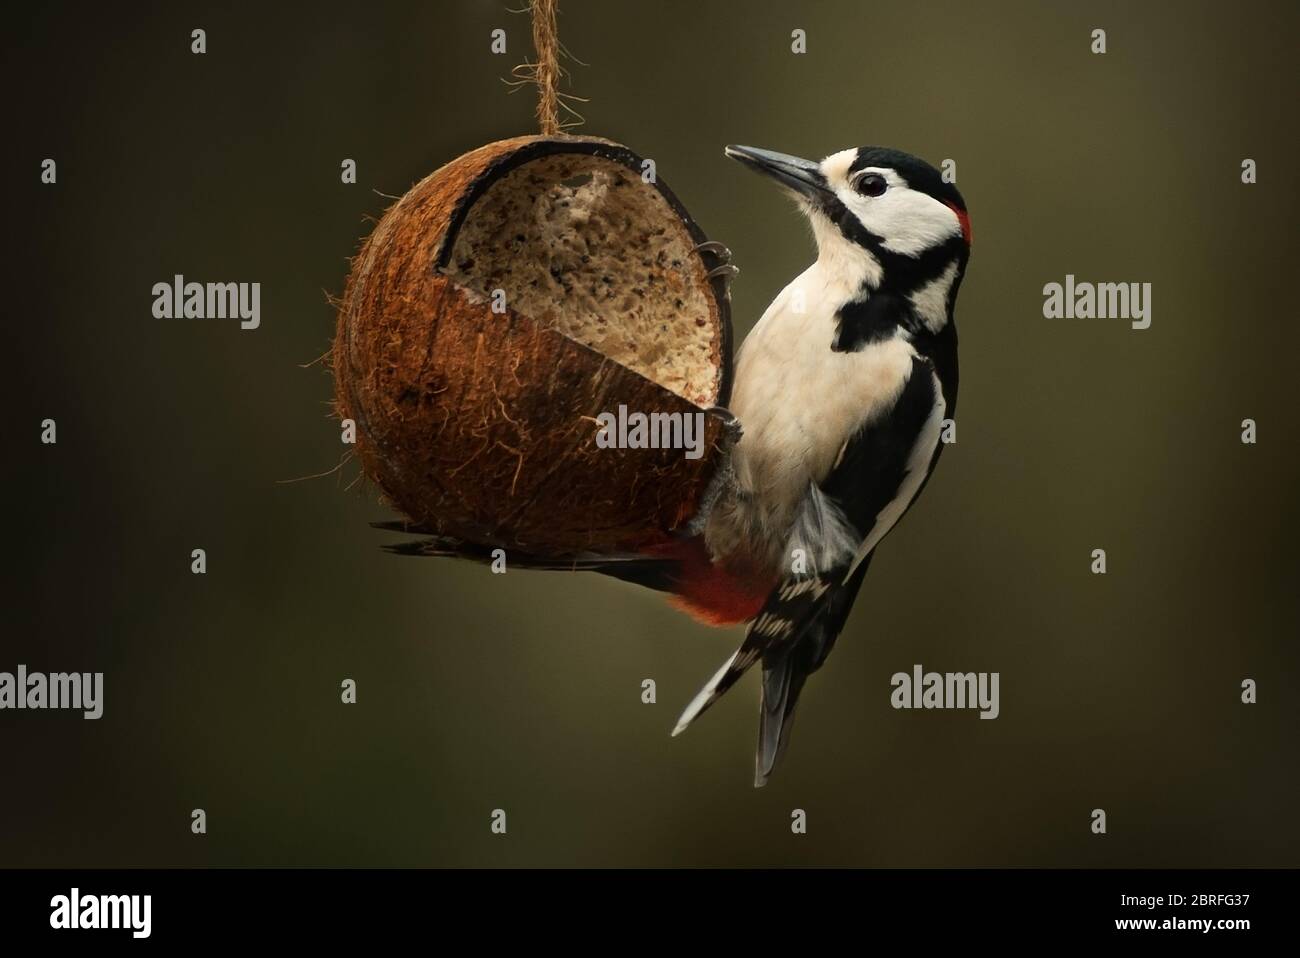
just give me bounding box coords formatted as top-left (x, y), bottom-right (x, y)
top-left (725, 145), bottom-right (830, 204)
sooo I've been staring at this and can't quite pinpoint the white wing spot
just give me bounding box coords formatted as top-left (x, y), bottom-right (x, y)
top-left (779, 578), bottom-right (831, 601)
top-left (752, 613), bottom-right (794, 638)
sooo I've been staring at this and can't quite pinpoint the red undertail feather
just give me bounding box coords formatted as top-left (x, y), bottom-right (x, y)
top-left (648, 537), bottom-right (771, 626)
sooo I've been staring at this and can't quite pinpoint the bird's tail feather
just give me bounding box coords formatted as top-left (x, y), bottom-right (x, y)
top-left (670, 603), bottom-right (821, 775)
top-left (674, 554), bottom-right (877, 785)
top-left (756, 645), bottom-right (811, 786)
top-left (670, 650), bottom-right (741, 736)
top-left (754, 559), bottom-right (875, 784)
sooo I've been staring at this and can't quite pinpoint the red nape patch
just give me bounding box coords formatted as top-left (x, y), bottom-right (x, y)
top-left (946, 202), bottom-right (972, 246)
top-left (649, 538), bottom-right (772, 626)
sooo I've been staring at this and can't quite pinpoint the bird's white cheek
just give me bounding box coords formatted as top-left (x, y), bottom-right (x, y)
top-left (846, 191), bottom-right (961, 256)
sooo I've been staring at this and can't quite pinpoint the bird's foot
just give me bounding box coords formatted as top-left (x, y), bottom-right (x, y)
top-left (694, 240), bottom-right (732, 261)
top-left (694, 240), bottom-right (739, 296)
top-left (683, 428), bottom-right (738, 537)
top-left (706, 404), bottom-right (744, 445)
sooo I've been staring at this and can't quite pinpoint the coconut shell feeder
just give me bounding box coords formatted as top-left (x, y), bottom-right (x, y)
top-left (332, 3), bottom-right (735, 554)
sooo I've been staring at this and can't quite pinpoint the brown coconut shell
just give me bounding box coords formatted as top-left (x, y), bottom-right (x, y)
top-left (333, 135), bottom-right (735, 554)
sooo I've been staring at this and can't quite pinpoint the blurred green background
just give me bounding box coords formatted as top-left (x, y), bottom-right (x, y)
top-left (4, 0), bottom-right (1297, 867)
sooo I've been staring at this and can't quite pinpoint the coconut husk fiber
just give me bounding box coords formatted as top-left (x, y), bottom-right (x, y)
top-left (332, 135), bottom-right (735, 553)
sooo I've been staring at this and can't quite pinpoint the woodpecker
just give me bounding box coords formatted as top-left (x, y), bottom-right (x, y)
top-left (386, 144), bottom-right (971, 786)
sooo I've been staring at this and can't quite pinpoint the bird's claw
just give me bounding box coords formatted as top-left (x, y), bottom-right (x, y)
top-left (694, 240), bottom-right (739, 298)
top-left (694, 240), bottom-right (733, 260)
top-left (684, 408), bottom-right (741, 536)
top-left (706, 405), bottom-right (744, 444)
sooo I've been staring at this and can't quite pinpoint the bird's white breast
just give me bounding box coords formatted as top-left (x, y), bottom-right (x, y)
top-left (724, 263), bottom-right (918, 551)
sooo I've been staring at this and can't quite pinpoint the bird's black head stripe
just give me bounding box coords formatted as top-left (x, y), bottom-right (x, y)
top-left (849, 146), bottom-right (967, 212)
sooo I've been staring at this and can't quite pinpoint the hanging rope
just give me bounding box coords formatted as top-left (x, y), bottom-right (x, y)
top-left (530, 0), bottom-right (561, 134)
top-left (507, 0), bottom-right (587, 133)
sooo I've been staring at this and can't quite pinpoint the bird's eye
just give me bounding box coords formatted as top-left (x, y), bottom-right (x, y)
top-left (855, 172), bottom-right (888, 197)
